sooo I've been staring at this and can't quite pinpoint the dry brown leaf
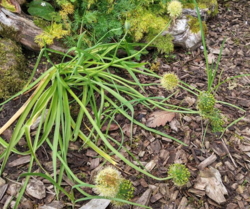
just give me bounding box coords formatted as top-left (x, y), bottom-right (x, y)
top-left (101, 123), bottom-right (119, 132)
top-left (146, 111), bottom-right (175, 128)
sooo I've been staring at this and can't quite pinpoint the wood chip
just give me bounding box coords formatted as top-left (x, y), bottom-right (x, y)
top-left (134, 188), bottom-right (152, 209)
top-left (150, 193), bottom-right (163, 203)
top-left (79, 199), bottom-right (110, 209)
top-left (26, 179), bottom-right (46, 200)
top-left (177, 197), bottom-right (188, 209)
top-left (8, 155), bottom-right (31, 167)
top-left (194, 167), bottom-right (228, 204)
top-left (198, 153), bottom-right (217, 170)
top-left (39, 201), bottom-right (64, 209)
top-left (145, 159), bottom-right (157, 172)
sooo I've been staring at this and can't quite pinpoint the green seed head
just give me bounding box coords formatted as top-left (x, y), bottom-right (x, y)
top-left (197, 91), bottom-right (216, 113)
top-left (112, 179), bottom-right (135, 207)
top-left (208, 108), bottom-right (225, 132)
top-left (168, 164), bottom-right (190, 186)
top-left (161, 72), bottom-right (179, 91)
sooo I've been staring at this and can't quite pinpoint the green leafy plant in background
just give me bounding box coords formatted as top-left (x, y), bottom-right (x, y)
top-left (25, 0), bottom-right (219, 52)
top-left (26, 0), bottom-right (181, 52)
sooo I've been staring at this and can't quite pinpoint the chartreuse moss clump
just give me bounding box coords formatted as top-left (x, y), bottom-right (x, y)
top-left (187, 15), bottom-right (208, 34)
top-left (161, 72), bottom-right (179, 91)
top-left (0, 38), bottom-right (27, 99)
top-left (94, 166), bottom-right (135, 206)
top-left (35, 23), bottom-right (70, 47)
top-left (168, 164), bottom-right (190, 186)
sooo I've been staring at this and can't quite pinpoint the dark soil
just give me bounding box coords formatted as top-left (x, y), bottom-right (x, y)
top-left (0, 0), bottom-right (250, 208)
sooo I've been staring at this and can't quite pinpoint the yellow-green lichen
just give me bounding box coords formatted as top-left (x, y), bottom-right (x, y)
top-left (0, 39), bottom-right (28, 99)
top-left (187, 15), bottom-right (208, 34)
top-left (127, 7), bottom-right (170, 41)
top-left (183, 0), bottom-right (218, 16)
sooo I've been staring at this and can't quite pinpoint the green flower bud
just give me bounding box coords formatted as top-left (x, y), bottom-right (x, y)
top-left (197, 91), bottom-right (216, 113)
top-left (112, 179), bottom-right (135, 207)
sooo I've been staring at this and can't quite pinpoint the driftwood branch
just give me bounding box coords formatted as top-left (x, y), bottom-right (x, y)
top-left (0, 8), bottom-right (68, 53)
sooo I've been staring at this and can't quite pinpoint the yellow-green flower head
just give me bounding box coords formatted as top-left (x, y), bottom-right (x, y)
top-left (168, 164), bottom-right (190, 186)
top-left (161, 72), bottom-right (179, 91)
top-left (94, 166), bottom-right (123, 198)
top-left (167, 0), bottom-right (183, 18)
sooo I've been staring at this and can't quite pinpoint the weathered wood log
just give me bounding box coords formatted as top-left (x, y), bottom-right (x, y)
top-left (0, 8), bottom-right (68, 53)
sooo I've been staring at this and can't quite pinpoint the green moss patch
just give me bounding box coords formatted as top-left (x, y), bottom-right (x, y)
top-left (0, 38), bottom-right (28, 99)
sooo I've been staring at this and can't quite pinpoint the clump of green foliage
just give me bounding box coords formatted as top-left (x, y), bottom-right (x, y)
top-left (26, 0), bottom-right (217, 54)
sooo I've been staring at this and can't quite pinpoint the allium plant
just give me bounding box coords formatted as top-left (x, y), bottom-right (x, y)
top-left (94, 167), bottom-right (135, 207)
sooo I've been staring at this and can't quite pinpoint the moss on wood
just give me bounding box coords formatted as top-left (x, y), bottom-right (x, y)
top-left (0, 38), bottom-right (28, 99)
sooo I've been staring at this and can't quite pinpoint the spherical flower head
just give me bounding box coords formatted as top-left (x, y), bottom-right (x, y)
top-left (112, 179), bottom-right (135, 207)
top-left (94, 166), bottom-right (122, 197)
top-left (161, 72), bottom-right (179, 91)
top-left (197, 91), bottom-right (216, 113)
top-left (167, 0), bottom-right (183, 18)
top-left (168, 164), bottom-right (190, 186)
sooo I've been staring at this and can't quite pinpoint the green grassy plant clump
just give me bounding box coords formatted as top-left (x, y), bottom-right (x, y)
top-left (0, 34), bottom-right (196, 208)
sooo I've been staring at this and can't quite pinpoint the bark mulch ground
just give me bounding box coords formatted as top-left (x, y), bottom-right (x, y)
top-left (0, 0), bottom-right (250, 208)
